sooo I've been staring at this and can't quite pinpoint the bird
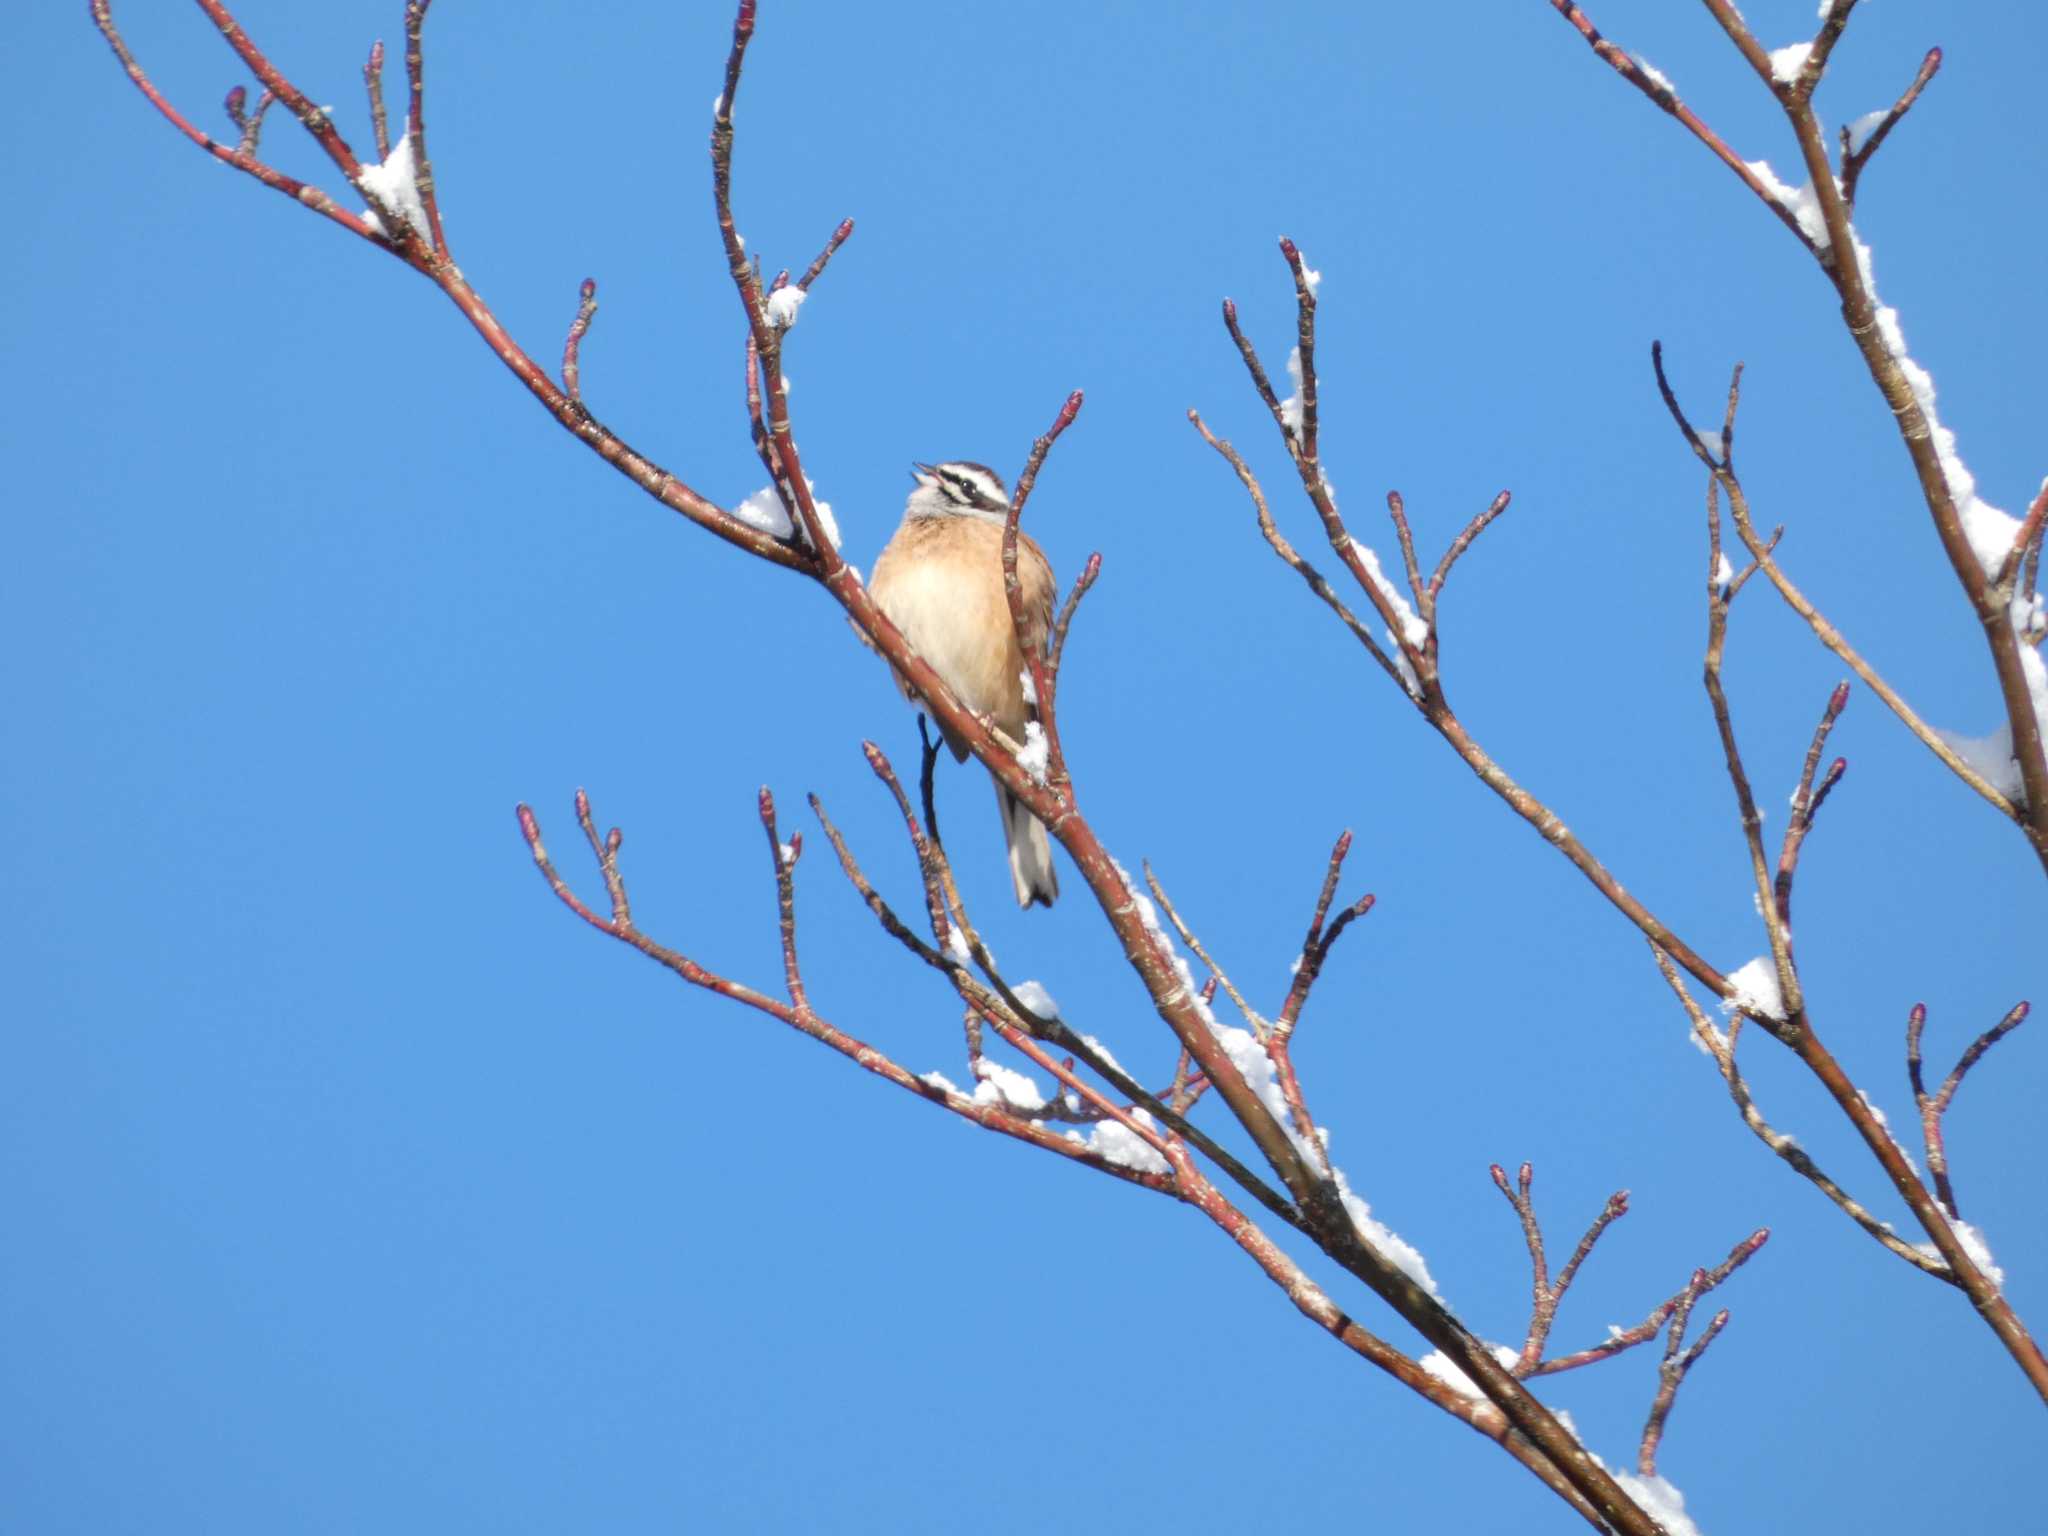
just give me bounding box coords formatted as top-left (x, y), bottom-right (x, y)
top-left (867, 460), bottom-right (1060, 908)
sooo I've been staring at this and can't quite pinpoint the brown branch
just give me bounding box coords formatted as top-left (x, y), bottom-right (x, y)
top-left (757, 788), bottom-right (808, 1014)
top-left (1695, 420), bottom-right (1801, 1029)
top-left (1387, 492), bottom-right (1424, 609)
top-left (1048, 551), bottom-right (1102, 692)
top-left (709, 0), bottom-right (834, 567)
top-left (1772, 683), bottom-right (1850, 934)
top-left (1279, 237), bottom-right (1321, 464)
top-left (849, 741), bottom-right (1309, 1237)
top-left (92, 2), bottom-right (373, 241)
top-left (1551, 0), bottom-right (2048, 868)
top-left (1910, 1000), bottom-right (2030, 1220)
top-left (1426, 491), bottom-right (1513, 612)
top-left (96, 0), bottom-right (816, 570)
top-left (99, 8), bottom-right (1684, 1518)
top-left (1273, 832), bottom-right (1374, 1044)
top-left (1994, 481), bottom-right (2048, 597)
top-left (1004, 390), bottom-right (1084, 792)
top-left (1532, 1227), bottom-right (1767, 1378)
top-left (527, 789), bottom-right (1607, 1525)
top-left (362, 39), bottom-right (390, 163)
top-left (1220, 298), bottom-right (1291, 441)
top-left (795, 218), bottom-right (855, 292)
top-left (1188, 410), bottom-right (1408, 691)
top-left (1650, 950), bottom-right (1950, 1280)
top-left (516, 792), bottom-right (1175, 1191)
top-left (1541, 1), bottom-right (1821, 252)
top-left (1490, 1163), bottom-right (1631, 1374)
top-left (222, 84), bottom-right (273, 156)
top-left (561, 278), bottom-right (598, 406)
top-left (401, 0), bottom-right (447, 257)
top-left (1201, 287), bottom-right (1729, 1005)
top-left (1650, 343), bottom-right (2025, 825)
top-left (1637, 1276), bottom-right (1729, 1477)
top-left (1840, 49), bottom-right (1942, 214)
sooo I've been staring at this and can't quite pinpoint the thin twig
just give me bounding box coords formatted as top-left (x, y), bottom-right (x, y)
top-left (401, 0), bottom-right (447, 257)
top-left (1427, 491), bottom-right (1513, 610)
top-left (1910, 1000), bottom-right (2030, 1219)
top-left (1994, 481), bottom-right (2048, 597)
top-left (758, 788), bottom-right (807, 1013)
top-left (516, 793), bottom-right (1175, 1189)
top-left (1840, 49), bottom-right (1942, 213)
top-left (562, 278), bottom-right (598, 405)
top-left (1532, 1228), bottom-right (1766, 1378)
top-left (1003, 390), bottom-right (1084, 790)
top-left (362, 40), bottom-right (390, 162)
top-left (796, 218), bottom-right (855, 291)
top-left (1490, 1164), bottom-right (1632, 1374)
top-left (1637, 1275), bottom-right (1729, 1476)
top-left (1650, 342), bottom-right (2023, 823)
top-left (1048, 551), bottom-right (1102, 687)
top-left (1651, 950), bottom-right (1949, 1279)
top-left (1773, 683), bottom-right (1850, 933)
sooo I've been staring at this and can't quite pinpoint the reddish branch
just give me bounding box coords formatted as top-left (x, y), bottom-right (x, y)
top-left (1003, 391), bottom-right (1085, 793)
top-left (1839, 49), bottom-right (1941, 213)
top-left (1493, 1165), bottom-right (1630, 1374)
top-left (1909, 1001), bottom-right (2030, 1221)
top-left (1199, 204), bottom-right (2046, 1407)
top-left (1197, 246), bottom-right (1726, 1004)
top-left (1637, 1275), bottom-right (1728, 1477)
top-left (94, 3), bottom-right (1771, 1524)
top-left (516, 789), bottom-right (1173, 1192)
top-left (522, 775), bottom-right (1638, 1531)
top-left (1544, 0), bottom-right (2048, 870)
top-left (1531, 1227), bottom-right (1767, 1380)
top-left (1488, 1162), bottom-right (1764, 1416)
top-left (561, 279), bottom-right (598, 406)
top-left (1652, 355), bottom-right (2042, 1380)
top-left (361, 40), bottom-right (390, 163)
top-left (1650, 345), bottom-right (2020, 821)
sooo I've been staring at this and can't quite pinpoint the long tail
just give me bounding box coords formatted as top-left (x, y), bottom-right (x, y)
top-left (994, 777), bottom-right (1058, 908)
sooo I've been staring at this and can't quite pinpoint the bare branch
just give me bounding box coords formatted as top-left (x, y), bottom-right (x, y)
top-left (1840, 49), bottom-right (1943, 213)
top-left (562, 278), bottom-right (599, 406)
top-left (1638, 1277), bottom-right (1729, 1477)
top-left (1004, 390), bottom-right (1084, 790)
top-left (362, 39), bottom-right (390, 163)
top-left (1048, 550), bottom-right (1103, 688)
top-left (1773, 683), bottom-right (1851, 933)
top-left (1650, 343), bottom-right (2025, 825)
top-left (1534, 1228), bottom-right (1767, 1377)
top-left (1426, 491), bottom-right (1513, 609)
top-left (1490, 1163), bottom-right (1631, 1374)
top-left (1554, 0), bottom-right (2048, 869)
top-left (401, 0), bottom-right (447, 256)
top-left (795, 217), bottom-right (855, 292)
top-left (1911, 1000), bottom-right (2031, 1219)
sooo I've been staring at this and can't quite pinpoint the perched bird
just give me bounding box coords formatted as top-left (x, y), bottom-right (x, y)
top-left (868, 461), bottom-right (1060, 908)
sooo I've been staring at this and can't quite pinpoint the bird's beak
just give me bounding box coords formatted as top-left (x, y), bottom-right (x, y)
top-left (910, 461), bottom-right (936, 484)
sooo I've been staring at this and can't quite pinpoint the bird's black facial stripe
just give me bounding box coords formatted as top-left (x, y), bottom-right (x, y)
top-left (934, 463), bottom-right (1010, 512)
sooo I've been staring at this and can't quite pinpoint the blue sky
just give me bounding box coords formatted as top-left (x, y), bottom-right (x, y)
top-left (10, 2), bottom-right (2046, 1531)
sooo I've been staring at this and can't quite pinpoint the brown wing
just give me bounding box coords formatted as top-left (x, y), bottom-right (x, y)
top-left (1016, 529), bottom-right (1056, 665)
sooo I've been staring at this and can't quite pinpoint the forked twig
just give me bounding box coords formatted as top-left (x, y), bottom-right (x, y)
top-left (1908, 1000), bottom-right (2030, 1220)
